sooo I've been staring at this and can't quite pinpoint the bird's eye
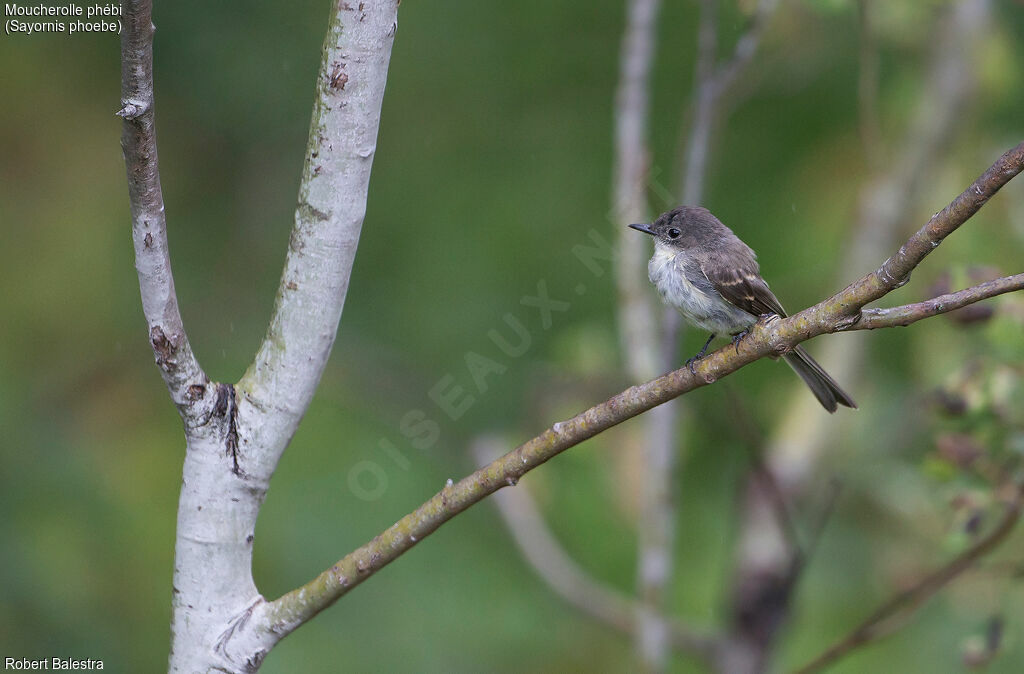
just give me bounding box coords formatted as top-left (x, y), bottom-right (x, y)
top-left (667, 228), bottom-right (681, 239)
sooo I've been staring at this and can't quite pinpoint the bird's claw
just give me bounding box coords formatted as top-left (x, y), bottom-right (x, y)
top-left (686, 333), bottom-right (716, 376)
top-left (730, 330), bottom-right (748, 354)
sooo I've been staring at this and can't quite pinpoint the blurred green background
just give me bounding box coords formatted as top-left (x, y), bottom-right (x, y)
top-left (2, 0), bottom-right (1023, 672)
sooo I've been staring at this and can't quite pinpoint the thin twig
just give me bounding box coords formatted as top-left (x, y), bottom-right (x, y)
top-left (679, 0), bottom-right (719, 206)
top-left (840, 147), bottom-right (1024, 310)
top-left (977, 560), bottom-right (1024, 578)
top-left (848, 273), bottom-right (1024, 330)
top-left (714, 0), bottom-right (779, 100)
top-left (856, 0), bottom-right (883, 167)
top-left (260, 143), bottom-right (1024, 635)
top-left (794, 480), bottom-right (1024, 674)
top-left (802, 479), bottom-right (844, 571)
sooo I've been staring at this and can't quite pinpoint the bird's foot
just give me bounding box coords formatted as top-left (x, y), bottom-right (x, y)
top-left (730, 330), bottom-right (748, 354)
top-left (686, 334), bottom-right (716, 376)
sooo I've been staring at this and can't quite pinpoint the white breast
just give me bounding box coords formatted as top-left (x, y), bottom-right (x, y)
top-left (647, 242), bottom-right (755, 335)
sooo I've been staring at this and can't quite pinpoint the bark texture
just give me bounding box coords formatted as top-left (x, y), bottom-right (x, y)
top-left (119, 1), bottom-right (400, 671)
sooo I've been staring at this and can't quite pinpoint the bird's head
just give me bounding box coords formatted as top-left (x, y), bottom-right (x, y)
top-left (628, 206), bottom-right (716, 250)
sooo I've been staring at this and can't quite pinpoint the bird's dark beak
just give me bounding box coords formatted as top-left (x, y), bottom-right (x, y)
top-left (628, 223), bottom-right (656, 236)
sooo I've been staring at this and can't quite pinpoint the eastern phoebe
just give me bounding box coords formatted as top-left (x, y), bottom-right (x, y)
top-left (629, 206), bottom-right (856, 413)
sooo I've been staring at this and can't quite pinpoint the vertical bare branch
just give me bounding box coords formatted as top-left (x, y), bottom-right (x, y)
top-left (119, 0), bottom-right (208, 414)
top-left (614, 0), bottom-right (663, 383)
top-left (610, 0), bottom-right (680, 669)
top-left (856, 0), bottom-right (883, 167)
top-left (225, 1), bottom-right (400, 663)
top-left (499, 10), bottom-right (727, 661)
top-left (237, 2), bottom-right (400, 477)
top-left (678, 0), bottom-right (777, 206)
top-left (680, 0), bottom-right (719, 207)
top-left (635, 2), bottom-right (781, 670)
top-left (634, 397), bottom-right (679, 672)
top-left (714, 0), bottom-right (778, 99)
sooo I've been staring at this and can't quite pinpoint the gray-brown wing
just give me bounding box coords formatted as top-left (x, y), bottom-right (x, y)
top-left (700, 262), bottom-right (787, 318)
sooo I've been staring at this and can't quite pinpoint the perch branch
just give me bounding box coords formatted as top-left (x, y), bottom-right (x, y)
top-left (614, 0), bottom-right (662, 382)
top-left (834, 143), bottom-right (1024, 313)
top-left (260, 142), bottom-right (1024, 636)
top-left (794, 480), bottom-right (1024, 674)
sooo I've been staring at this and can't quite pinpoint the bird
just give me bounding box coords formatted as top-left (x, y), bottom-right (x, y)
top-left (629, 206), bottom-right (856, 413)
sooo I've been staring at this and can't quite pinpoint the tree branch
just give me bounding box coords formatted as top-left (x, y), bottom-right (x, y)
top-left (120, 2), bottom-right (401, 670)
top-left (794, 480), bottom-right (1024, 674)
top-left (614, 0), bottom-right (662, 383)
top-left (610, 1), bottom-right (681, 668)
top-left (236, 1), bottom-right (400, 477)
top-left (850, 273), bottom-right (1024, 330)
top-left (679, 0), bottom-right (778, 205)
top-left (713, 0), bottom-right (778, 101)
top-left (678, 0), bottom-right (719, 207)
top-left (633, 2), bottom-right (782, 667)
top-left (836, 143), bottom-right (1024, 314)
top-left (119, 0), bottom-right (208, 415)
top-left (261, 142), bottom-right (1024, 636)
top-left (856, 0), bottom-right (883, 167)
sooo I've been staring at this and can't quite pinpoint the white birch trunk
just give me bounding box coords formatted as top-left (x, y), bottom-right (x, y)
top-left (118, 1), bottom-right (399, 671)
